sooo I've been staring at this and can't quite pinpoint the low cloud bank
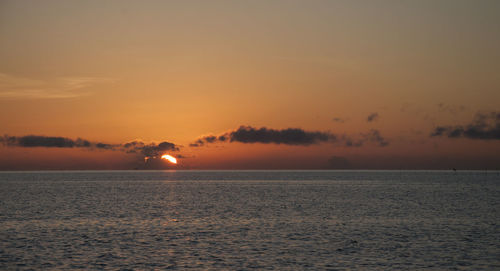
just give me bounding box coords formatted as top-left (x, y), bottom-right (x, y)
top-left (1, 135), bottom-right (106, 149)
top-left (1, 135), bottom-right (180, 159)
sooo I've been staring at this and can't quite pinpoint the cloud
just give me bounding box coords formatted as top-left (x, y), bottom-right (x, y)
top-left (137, 142), bottom-right (179, 157)
top-left (95, 143), bottom-right (114, 149)
top-left (362, 129), bottom-right (389, 146)
top-left (0, 73), bottom-right (114, 99)
top-left (367, 112), bottom-right (379, 122)
top-left (431, 111), bottom-right (500, 140)
top-left (1, 135), bottom-right (102, 148)
top-left (121, 140), bottom-right (180, 157)
top-left (190, 125), bottom-right (390, 148)
top-left (194, 126), bottom-right (334, 146)
top-left (191, 126), bottom-right (335, 147)
top-left (1, 135), bottom-right (180, 158)
top-left (189, 140), bottom-right (204, 147)
top-left (188, 135), bottom-right (220, 147)
top-left (228, 126), bottom-right (334, 145)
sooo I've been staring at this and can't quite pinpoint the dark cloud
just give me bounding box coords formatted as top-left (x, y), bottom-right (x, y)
top-left (367, 112), bottom-right (379, 122)
top-left (95, 143), bottom-right (114, 149)
top-left (190, 126), bottom-right (390, 148)
top-left (228, 126), bottom-right (333, 145)
top-left (218, 135), bottom-right (228, 142)
top-left (189, 139), bottom-right (205, 147)
top-left (2, 135), bottom-right (181, 159)
top-left (122, 141), bottom-right (145, 153)
top-left (75, 138), bottom-right (91, 147)
top-left (431, 111), bottom-right (500, 140)
top-left (332, 117), bottom-right (345, 123)
top-left (188, 134), bottom-right (224, 147)
top-left (6, 135), bottom-right (76, 148)
top-left (122, 141), bottom-right (179, 157)
top-left (1, 134), bottom-right (184, 170)
top-left (0, 135), bottom-right (110, 149)
top-left (203, 136), bottom-right (218, 143)
top-left (190, 126), bottom-right (334, 146)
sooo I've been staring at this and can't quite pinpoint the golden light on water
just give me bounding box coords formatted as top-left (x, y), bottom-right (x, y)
top-left (161, 154), bottom-right (177, 164)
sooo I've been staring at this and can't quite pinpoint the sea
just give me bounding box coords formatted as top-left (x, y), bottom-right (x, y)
top-left (0, 170), bottom-right (499, 270)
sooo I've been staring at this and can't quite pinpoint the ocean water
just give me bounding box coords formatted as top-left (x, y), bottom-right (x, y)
top-left (0, 170), bottom-right (499, 270)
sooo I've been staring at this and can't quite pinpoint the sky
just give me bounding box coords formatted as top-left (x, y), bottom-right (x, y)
top-left (0, 0), bottom-right (499, 170)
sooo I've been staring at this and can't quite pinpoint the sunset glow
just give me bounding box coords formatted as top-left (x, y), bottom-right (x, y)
top-left (1, 2), bottom-right (499, 270)
top-left (0, 0), bottom-right (499, 170)
top-left (161, 154), bottom-right (177, 164)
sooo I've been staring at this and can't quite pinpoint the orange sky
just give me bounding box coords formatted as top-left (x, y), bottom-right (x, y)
top-left (1, 0), bottom-right (499, 169)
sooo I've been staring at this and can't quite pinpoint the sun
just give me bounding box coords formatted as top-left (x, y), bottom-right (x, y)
top-left (161, 154), bottom-right (177, 164)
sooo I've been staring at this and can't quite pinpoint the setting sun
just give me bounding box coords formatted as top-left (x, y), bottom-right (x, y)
top-left (161, 154), bottom-right (177, 164)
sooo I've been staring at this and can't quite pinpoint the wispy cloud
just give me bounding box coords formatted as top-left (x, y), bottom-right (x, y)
top-left (0, 73), bottom-right (114, 99)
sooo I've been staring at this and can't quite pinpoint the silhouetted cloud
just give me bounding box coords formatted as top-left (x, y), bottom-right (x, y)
top-left (122, 140), bottom-right (179, 157)
top-left (203, 136), bottom-right (218, 143)
top-left (367, 112), bottom-right (379, 122)
top-left (75, 138), bottom-right (91, 147)
top-left (122, 141), bottom-right (145, 152)
top-left (17, 135), bottom-right (76, 148)
top-left (217, 135), bottom-right (227, 142)
top-left (1, 135), bottom-right (180, 159)
top-left (190, 126), bottom-right (390, 148)
top-left (0, 135), bottom-right (108, 148)
top-left (95, 143), bottom-right (114, 149)
top-left (431, 111), bottom-right (500, 140)
top-left (228, 126), bottom-right (333, 145)
top-left (191, 126), bottom-right (335, 146)
top-left (188, 135), bottom-right (221, 147)
top-left (189, 141), bottom-right (203, 147)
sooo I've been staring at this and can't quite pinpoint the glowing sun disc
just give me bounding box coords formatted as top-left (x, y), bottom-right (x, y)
top-left (161, 154), bottom-right (177, 164)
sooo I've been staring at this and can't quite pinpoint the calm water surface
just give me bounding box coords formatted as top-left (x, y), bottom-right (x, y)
top-left (0, 170), bottom-right (499, 270)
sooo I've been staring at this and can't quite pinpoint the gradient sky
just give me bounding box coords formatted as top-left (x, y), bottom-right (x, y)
top-left (1, 0), bottom-right (499, 170)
